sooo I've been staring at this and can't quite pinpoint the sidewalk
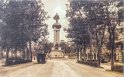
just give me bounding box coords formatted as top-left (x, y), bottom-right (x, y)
top-left (101, 63), bottom-right (111, 70)
top-left (101, 62), bottom-right (124, 70)
top-left (68, 61), bottom-right (123, 77)
top-left (0, 59), bottom-right (4, 67)
top-left (0, 60), bottom-right (2, 66)
top-left (0, 62), bottom-right (35, 73)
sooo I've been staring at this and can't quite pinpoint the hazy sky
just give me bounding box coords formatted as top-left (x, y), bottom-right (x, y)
top-left (42, 0), bottom-right (69, 42)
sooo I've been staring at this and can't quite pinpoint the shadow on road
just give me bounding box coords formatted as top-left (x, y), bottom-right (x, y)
top-left (0, 62), bottom-right (37, 73)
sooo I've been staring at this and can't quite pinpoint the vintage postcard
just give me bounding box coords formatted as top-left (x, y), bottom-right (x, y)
top-left (0, 0), bottom-right (123, 77)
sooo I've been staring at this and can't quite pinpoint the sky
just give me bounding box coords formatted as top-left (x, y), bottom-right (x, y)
top-left (42, 0), bottom-right (69, 42)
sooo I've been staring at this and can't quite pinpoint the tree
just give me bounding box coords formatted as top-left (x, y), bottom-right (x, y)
top-left (66, 1), bottom-right (92, 60)
top-left (0, 0), bottom-right (48, 64)
top-left (66, 0), bottom-right (107, 64)
top-left (66, 0), bottom-right (122, 68)
top-left (60, 41), bottom-right (69, 54)
top-left (104, 0), bottom-right (122, 70)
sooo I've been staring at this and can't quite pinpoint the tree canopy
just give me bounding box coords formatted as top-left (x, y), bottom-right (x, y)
top-left (0, 0), bottom-right (48, 50)
top-left (66, 0), bottom-right (122, 68)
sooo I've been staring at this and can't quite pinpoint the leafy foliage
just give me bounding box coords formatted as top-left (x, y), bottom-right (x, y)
top-left (0, 0), bottom-right (48, 50)
top-left (66, 0), bottom-right (122, 67)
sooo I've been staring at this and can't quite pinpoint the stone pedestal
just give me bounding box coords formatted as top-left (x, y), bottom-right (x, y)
top-left (50, 50), bottom-right (64, 58)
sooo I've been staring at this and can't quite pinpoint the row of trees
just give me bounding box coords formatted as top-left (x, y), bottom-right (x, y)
top-left (65, 0), bottom-right (123, 70)
top-left (0, 0), bottom-right (48, 64)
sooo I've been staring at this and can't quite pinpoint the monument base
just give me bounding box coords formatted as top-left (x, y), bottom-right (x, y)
top-left (50, 49), bottom-right (64, 58)
top-left (52, 47), bottom-right (61, 51)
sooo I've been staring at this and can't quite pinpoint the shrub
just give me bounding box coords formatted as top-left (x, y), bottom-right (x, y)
top-left (113, 65), bottom-right (123, 73)
top-left (77, 60), bottom-right (99, 67)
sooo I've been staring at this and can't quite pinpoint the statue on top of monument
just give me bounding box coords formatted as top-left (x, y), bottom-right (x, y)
top-left (53, 13), bottom-right (60, 23)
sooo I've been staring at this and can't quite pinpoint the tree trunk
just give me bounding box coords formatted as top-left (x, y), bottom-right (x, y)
top-left (14, 48), bottom-right (17, 60)
top-left (80, 44), bottom-right (83, 61)
top-left (26, 48), bottom-right (29, 61)
top-left (77, 44), bottom-right (79, 61)
top-left (98, 48), bottom-right (101, 67)
top-left (6, 48), bottom-right (9, 60)
top-left (6, 47), bottom-right (10, 65)
top-left (97, 26), bottom-right (106, 67)
top-left (96, 32), bottom-right (100, 67)
top-left (108, 27), bottom-right (115, 71)
top-left (22, 49), bottom-right (25, 61)
top-left (111, 29), bottom-right (115, 71)
top-left (83, 44), bottom-right (86, 61)
top-left (29, 40), bottom-right (32, 62)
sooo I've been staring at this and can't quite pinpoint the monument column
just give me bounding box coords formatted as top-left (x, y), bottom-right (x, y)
top-left (57, 30), bottom-right (60, 44)
top-left (54, 30), bottom-right (57, 45)
top-left (52, 13), bottom-right (61, 46)
top-left (50, 13), bottom-right (64, 58)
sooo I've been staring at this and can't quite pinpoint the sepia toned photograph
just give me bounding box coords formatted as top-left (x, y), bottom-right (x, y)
top-left (0, 0), bottom-right (123, 77)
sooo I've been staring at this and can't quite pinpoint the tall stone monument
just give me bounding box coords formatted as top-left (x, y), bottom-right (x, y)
top-left (52, 13), bottom-right (61, 47)
top-left (50, 13), bottom-right (64, 58)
